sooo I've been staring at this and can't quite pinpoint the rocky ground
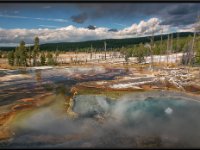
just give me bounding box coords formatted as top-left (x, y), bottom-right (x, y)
top-left (74, 65), bottom-right (200, 97)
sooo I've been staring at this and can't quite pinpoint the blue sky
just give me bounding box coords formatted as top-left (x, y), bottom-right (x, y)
top-left (0, 3), bottom-right (199, 46)
top-left (0, 4), bottom-right (148, 30)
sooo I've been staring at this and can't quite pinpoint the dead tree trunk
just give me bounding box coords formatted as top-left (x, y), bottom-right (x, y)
top-left (170, 34), bottom-right (173, 63)
top-left (189, 32), bottom-right (196, 66)
top-left (176, 33), bottom-right (179, 63)
top-left (90, 44), bottom-right (93, 60)
top-left (159, 29), bottom-right (163, 64)
top-left (104, 41), bottom-right (107, 60)
top-left (150, 28), bottom-right (154, 70)
top-left (166, 34), bottom-right (170, 66)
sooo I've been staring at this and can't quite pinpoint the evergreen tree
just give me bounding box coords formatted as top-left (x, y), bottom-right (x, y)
top-left (47, 52), bottom-right (54, 65)
top-left (136, 43), bottom-right (145, 63)
top-left (55, 49), bottom-right (59, 64)
top-left (195, 37), bottom-right (200, 64)
top-left (194, 15), bottom-right (200, 65)
top-left (19, 40), bottom-right (27, 66)
top-left (182, 36), bottom-right (193, 65)
top-left (40, 52), bottom-right (46, 65)
top-left (15, 47), bottom-right (20, 66)
top-left (33, 37), bottom-right (40, 66)
top-left (27, 46), bottom-right (32, 66)
top-left (8, 51), bottom-right (15, 66)
top-left (0, 50), bottom-right (2, 58)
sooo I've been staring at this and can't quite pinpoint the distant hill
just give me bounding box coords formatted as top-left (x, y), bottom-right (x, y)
top-left (0, 32), bottom-right (193, 51)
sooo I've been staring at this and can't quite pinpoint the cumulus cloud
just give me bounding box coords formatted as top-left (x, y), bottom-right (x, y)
top-left (118, 18), bottom-right (170, 36)
top-left (0, 17), bottom-right (171, 46)
top-left (177, 24), bottom-right (195, 32)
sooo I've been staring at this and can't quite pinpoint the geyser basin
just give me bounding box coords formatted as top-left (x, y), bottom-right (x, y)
top-left (2, 91), bottom-right (200, 148)
top-left (73, 91), bottom-right (200, 148)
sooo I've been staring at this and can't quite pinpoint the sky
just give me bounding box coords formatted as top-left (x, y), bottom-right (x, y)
top-left (0, 3), bottom-right (200, 46)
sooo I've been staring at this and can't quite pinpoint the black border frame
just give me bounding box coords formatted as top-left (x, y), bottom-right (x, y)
top-left (0, 0), bottom-right (200, 2)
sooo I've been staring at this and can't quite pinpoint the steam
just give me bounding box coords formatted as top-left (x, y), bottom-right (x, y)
top-left (3, 91), bottom-right (200, 148)
top-left (165, 107), bottom-right (173, 115)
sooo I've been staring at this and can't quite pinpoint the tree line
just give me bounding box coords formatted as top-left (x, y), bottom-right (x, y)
top-left (4, 32), bottom-right (200, 67)
top-left (7, 37), bottom-right (59, 67)
top-left (120, 33), bottom-right (200, 66)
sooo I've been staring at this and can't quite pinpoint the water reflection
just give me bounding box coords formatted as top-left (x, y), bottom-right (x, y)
top-left (19, 68), bottom-right (28, 74)
top-left (35, 70), bottom-right (42, 83)
top-left (55, 84), bottom-right (70, 96)
top-left (0, 66), bottom-right (122, 106)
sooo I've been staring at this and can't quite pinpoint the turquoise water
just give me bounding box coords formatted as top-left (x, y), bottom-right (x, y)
top-left (72, 92), bottom-right (200, 148)
top-left (1, 91), bottom-right (200, 148)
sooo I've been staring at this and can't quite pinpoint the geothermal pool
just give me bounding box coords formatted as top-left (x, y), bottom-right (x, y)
top-left (0, 67), bottom-right (200, 148)
top-left (1, 91), bottom-right (200, 148)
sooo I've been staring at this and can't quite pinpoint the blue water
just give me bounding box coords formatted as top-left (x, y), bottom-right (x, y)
top-left (72, 92), bottom-right (200, 148)
top-left (1, 91), bottom-right (200, 148)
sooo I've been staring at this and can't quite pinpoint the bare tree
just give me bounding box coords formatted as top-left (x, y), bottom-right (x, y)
top-left (166, 34), bottom-right (170, 66)
top-left (176, 32), bottom-right (179, 63)
top-left (171, 34), bottom-right (173, 53)
top-left (159, 29), bottom-right (163, 64)
top-left (90, 44), bottom-right (93, 60)
top-left (189, 32), bottom-right (196, 66)
top-left (149, 24), bottom-right (155, 70)
top-left (170, 34), bottom-right (173, 64)
top-left (188, 14), bottom-right (200, 66)
top-left (144, 43), bottom-right (153, 70)
top-left (104, 41), bottom-right (107, 60)
top-left (144, 23), bottom-right (156, 70)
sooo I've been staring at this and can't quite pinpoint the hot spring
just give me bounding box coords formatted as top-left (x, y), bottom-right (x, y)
top-left (1, 90), bottom-right (200, 148)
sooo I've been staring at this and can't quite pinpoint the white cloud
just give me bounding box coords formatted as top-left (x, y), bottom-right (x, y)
top-left (0, 17), bottom-right (173, 46)
top-left (119, 18), bottom-right (170, 36)
top-left (0, 14), bottom-right (68, 23)
top-left (177, 24), bottom-right (195, 32)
